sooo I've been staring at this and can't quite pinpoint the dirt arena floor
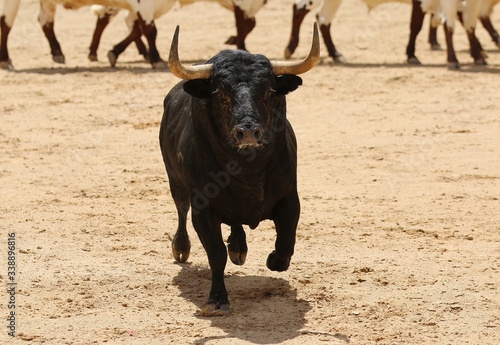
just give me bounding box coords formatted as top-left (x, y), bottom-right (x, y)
top-left (1, 1), bottom-right (499, 344)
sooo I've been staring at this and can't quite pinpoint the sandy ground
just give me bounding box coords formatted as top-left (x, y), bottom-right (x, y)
top-left (1, 1), bottom-right (499, 344)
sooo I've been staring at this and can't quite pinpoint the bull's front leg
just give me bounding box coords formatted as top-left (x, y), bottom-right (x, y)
top-left (192, 210), bottom-right (230, 316)
top-left (268, 191), bottom-right (300, 272)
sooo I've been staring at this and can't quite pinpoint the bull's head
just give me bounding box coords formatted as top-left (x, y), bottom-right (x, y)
top-left (168, 24), bottom-right (319, 151)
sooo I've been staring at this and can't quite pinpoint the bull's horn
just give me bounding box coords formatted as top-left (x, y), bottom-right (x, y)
top-left (271, 22), bottom-right (320, 75)
top-left (168, 25), bottom-right (213, 80)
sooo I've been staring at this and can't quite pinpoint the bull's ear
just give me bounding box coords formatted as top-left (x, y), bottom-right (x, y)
top-left (275, 74), bottom-right (303, 95)
top-left (183, 79), bottom-right (211, 98)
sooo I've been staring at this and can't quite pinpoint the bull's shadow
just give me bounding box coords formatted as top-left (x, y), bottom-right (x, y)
top-left (172, 263), bottom-right (312, 344)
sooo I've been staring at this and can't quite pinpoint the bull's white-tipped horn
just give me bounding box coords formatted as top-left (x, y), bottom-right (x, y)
top-left (168, 25), bottom-right (213, 80)
top-left (271, 22), bottom-right (320, 75)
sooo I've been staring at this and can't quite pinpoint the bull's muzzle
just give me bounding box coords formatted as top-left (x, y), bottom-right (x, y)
top-left (233, 124), bottom-right (264, 147)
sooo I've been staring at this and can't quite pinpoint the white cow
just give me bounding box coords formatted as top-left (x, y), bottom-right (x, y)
top-left (0, 0), bottom-right (233, 70)
top-left (88, 0), bottom-right (234, 66)
top-left (285, 0), bottom-right (492, 69)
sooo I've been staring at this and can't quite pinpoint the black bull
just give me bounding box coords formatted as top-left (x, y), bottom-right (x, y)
top-left (159, 25), bottom-right (319, 316)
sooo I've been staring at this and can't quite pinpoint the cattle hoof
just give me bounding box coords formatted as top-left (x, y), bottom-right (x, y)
top-left (200, 303), bottom-right (231, 317)
top-left (152, 60), bottom-right (168, 70)
top-left (229, 250), bottom-right (246, 265)
top-left (447, 62), bottom-right (460, 70)
top-left (284, 47), bottom-right (292, 60)
top-left (334, 54), bottom-right (347, 64)
top-left (407, 56), bottom-right (421, 65)
top-left (172, 235), bottom-right (190, 263)
top-left (495, 40), bottom-right (500, 48)
top-left (172, 248), bottom-right (190, 263)
top-left (266, 251), bottom-right (290, 272)
top-left (430, 43), bottom-right (442, 51)
top-left (88, 54), bottom-right (98, 62)
top-left (107, 51), bottom-right (117, 68)
top-left (0, 60), bottom-right (14, 70)
top-left (52, 54), bottom-right (65, 64)
top-left (474, 58), bottom-right (487, 66)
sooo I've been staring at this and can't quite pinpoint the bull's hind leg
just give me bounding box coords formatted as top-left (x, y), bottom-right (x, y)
top-left (227, 224), bottom-right (247, 265)
top-left (267, 191), bottom-right (300, 272)
top-left (172, 199), bottom-right (191, 263)
top-left (39, 0), bottom-right (64, 64)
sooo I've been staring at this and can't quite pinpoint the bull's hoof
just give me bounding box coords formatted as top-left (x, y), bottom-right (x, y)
top-left (227, 230), bottom-right (247, 265)
top-left (430, 43), bottom-right (442, 51)
top-left (224, 35), bottom-right (237, 45)
top-left (284, 47), bottom-right (293, 60)
top-left (333, 54), bottom-right (347, 64)
top-left (107, 51), bottom-right (117, 68)
top-left (200, 302), bottom-right (231, 317)
top-left (266, 251), bottom-right (290, 272)
top-left (407, 56), bottom-right (421, 65)
top-left (228, 250), bottom-right (246, 265)
top-left (447, 62), bottom-right (461, 70)
top-left (495, 40), bottom-right (500, 48)
top-left (52, 54), bottom-right (65, 64)
top-left (0, 59), bottom-right (14, 70)
top-left (172, 236), bottom-right (190, 263)
top-left (88, 53), bottom-right (98, 62)
top-left (151, 60), bottom-right (168, 70)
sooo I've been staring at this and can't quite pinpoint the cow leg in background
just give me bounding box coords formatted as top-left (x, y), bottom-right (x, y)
top-left (267, 192), bottom-right (300, 272)
top-left (90, 8), bottom-right (148, 63)
top-left (89, 12), bottom-right (114, 62)
top-left (406, 0), bottom-right (425, 64)
top-left (225, 5), bottom-right (256, 50)
top-left (443, 22), bottom-right (460, 70)
top-left (480, 16), bottom-right (500, 47)
top-left (317, 21), bottom-right (345, 63)
top-left (136, 16), bottom-right (165, 69)
top-left (428, 13), bottom-right (441, 50)
top-left (107, 20), bottom-right (143, 68)
top-left (171, 200), bottom-right (191, 263)
top-left (316, 0), bottom-right (344, 63)
top-left (192, 211), bottom-right (230, 316)
top-left (39, 0), bottom-right (65, 64)
top-left (227, 224), bottom-right (248, 265)
top-left (0, 0), bottom-right (21, 70)
top-left (457, 11), bottom-right (487, 65)
top-left (285, 4), bottom-right (310, 59)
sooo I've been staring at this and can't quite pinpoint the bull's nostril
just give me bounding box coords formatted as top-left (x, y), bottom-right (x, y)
top-left (254, 129), bottom-right (263, 141)
top-left (235, 130), bottom-right (244, 141)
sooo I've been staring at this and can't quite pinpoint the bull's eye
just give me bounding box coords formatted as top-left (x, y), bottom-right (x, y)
top-left (265, 89), bottom-right (276, 100)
